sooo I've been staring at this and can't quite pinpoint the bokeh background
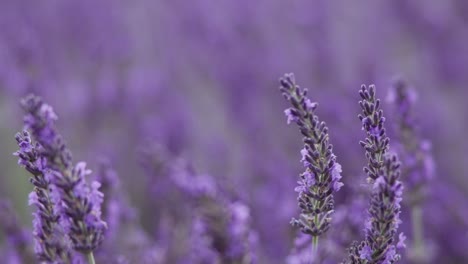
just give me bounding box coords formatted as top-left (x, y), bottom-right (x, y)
top-left (0, 0), bottom-right (467, 263)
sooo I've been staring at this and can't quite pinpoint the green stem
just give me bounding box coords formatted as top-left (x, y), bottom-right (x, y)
top-left (86, 252), bottom-right (96, 264)
top-left (312, 235), bottom-right (319, 255)
top-left (411, 205), bottom-right (424, 251)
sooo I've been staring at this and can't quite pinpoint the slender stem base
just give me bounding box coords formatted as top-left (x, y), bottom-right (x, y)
top-left (312, 236), bottom-right (319, 255)
top-left (309, 236), bottom-right (319, 264)
top-left (86, 252), bottom-right (96, 264)
top-left (411, 205), bottom-right (423, 250)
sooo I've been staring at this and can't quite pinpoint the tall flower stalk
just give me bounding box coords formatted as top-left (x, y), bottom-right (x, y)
top-left (279, 73), bottom-right (343, 256)
top-left (358, 85), bottom-right (390, 184)
top-left (20, 94), bottom-right (107, 264)
top-left (387, 79), bottom-right (434, 261)
top-left (14, 131), bottom-right (73, 263)
top-left (345, 85), bottom-right (405, 263)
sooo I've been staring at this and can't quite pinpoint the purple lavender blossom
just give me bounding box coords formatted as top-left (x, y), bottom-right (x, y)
top-left (172, 161), bottom-right (257, 263)
top-left (344, 154), bottom-right (405, 264)
top-left (344, 85), bottom-right (405, 263)
top-left (21, 94), bottom-right (72, 172)
top-left (361, 154), bottom-right (404, 263)
top-left (20, 94), bottom-right (106, 261)
top-left (279, 73), bottom-right (343, 243)
top-left (358, 85), bottom-right (390, 183)
top-left (14, 130), bottom-right (73, 263)
top-left (288, 195), bottom-right (368, 264)
top-left (49, 162), bottom-right (106, 253)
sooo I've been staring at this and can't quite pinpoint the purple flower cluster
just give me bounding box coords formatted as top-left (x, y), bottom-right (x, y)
top-left (172, 161), bottom-right (257, 263)
top-left (348, 154), bottom-right (405, 264)
top-left (14, 131), bottom-right (72, 263)
top-left (1, 2), bottom-right (468, 264)
top-left (342, 85), bottom-right (405, 263)
top-left (358, 85), bottom-right (390, 183)
top-left (279, 73), bottom-right (343, 242)
top-left (4, 66), bottom-right (463, 263)
top-left (16, 95), bottom-right (107, 262)
top-left (50, 162), bottom-right (106, 253)
top-left (280, 79), bottom-right (406, 263)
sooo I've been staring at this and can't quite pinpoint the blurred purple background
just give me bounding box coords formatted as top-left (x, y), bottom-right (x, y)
top-left (1, 1), bottom-right (467, 263)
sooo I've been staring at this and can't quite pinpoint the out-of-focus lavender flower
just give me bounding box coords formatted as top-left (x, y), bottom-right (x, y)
top-left (137, 142), bottom-right (194, 262)
top-left (358, 85), bottom-right (390, 183)
top-left (427, 183), bottom-right (468, 262)
top-left (286, 233), bottom-right (317, 264)
top-left (93, 160), bottom-right (133, 243)
top-left (92, 159), bottom-right (166, 264)
top-left (387, 78), bottom-right (435, 204)
top-left (387, 78), bottom-right (436, 262)
top-left (100, 223), bottom-right (167, 264)
top-left (345, 85), bottom-right (405, 263)
top-left (0, 200), bottom-right (35, 264)
top-left (189, 216), bottom-right (223, 264)
top-left (20, 94), bottom-right (106, 261)
top-left (278, 73), bottom-right (343, 247)
top-left (14, 130), bottom-right (72, 263)
top-left (21, 94), bottom-right (72, 172)
top-left (172, 161), bottom-right (257, 263)
top-left (138, 142), bottom-right (177, 225)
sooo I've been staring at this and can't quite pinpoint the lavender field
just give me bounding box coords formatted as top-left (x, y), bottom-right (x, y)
top-left (0, 1), bottom-right (467, 263)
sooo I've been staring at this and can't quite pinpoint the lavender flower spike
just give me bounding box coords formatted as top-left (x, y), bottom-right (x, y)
top-left (279, 73), bottom-right (343, 251)
top-left (345, 85), bottom-right (405, 263)
top-left (21, 94), bottom-right (106, 263)
top-left (346, 154), bottom-right (405, 264)
top-left (358, 85), bottom-right (390, 183)
top-left (14, 131), bottom-right (72, 263)
top-left (387, 78), bottom-right (434, 204)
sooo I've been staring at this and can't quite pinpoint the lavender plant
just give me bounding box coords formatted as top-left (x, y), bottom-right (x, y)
top-left (94, 159), bottom-right (166, 264)
top-left (19, 94), bottom-right (107, 263)
top-left (93, 160), bottom-right (133, 244)
top-left (358, 85), bottom-right (390, 184)
top-left (172, 160), bottom-right (257, 264)
top-left (345, 154), bottom-right (405, 264)
top-left (138, 143), bottom-right (194, 263)
top-left (287, 196), bottom-right (368, 264)
top-left (387, 78), bottom-right (435, 261)
top-left (344, 85), bottom-right (405, 263)
top-left (279, 73), bottom-right (343, 254)
top-left (1, 2), bottom-right (468, 263)
top-left (14, 131), bottom-right (73, 263)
